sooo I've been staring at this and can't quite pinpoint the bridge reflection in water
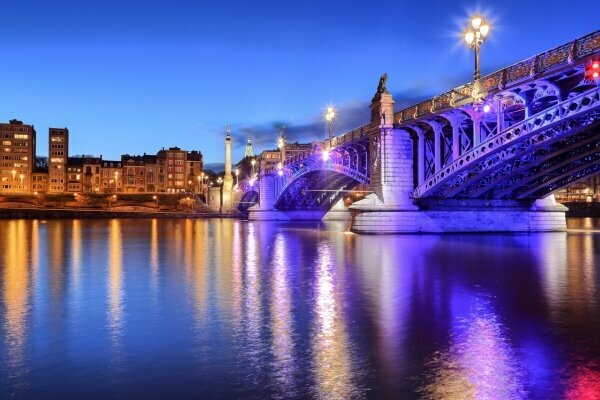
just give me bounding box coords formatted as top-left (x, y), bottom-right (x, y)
top-left (0, 218), bottom-right (599, 398)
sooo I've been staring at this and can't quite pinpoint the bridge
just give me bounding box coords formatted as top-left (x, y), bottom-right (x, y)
top-left (245, 30), bottom-right (600, 233)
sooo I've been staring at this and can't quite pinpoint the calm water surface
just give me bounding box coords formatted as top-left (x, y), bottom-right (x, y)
top-left (1, 218), bottom-right (600, 399)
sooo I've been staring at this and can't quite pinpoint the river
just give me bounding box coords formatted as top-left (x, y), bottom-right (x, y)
top-left (0, 218), bottom-right (599, 399)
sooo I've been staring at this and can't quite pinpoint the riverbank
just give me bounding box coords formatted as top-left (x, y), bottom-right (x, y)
top-left (0, 207), bottom-right (239, 219)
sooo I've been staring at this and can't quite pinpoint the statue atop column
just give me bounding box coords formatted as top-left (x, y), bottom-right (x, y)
top-left (376, 73), bottom-right (390, 95)
top-left (371, 73), bottom-right (394, 125)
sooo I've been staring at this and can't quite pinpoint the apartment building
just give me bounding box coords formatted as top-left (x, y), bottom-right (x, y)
top-left (101, 160), bottom-right (122, 193)
top-left (66, 158), bottom-right (83, 193)
top-left (121, 155), bottom-right (146, 194)
top-left (48, 128), bottom-right (68, 193)
top-left (82, 156), bottom-right (103, 193)
top-left (0, 119), bottom-right (36, 193)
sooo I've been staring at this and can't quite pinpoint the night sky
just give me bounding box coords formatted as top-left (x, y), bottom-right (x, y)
top-left (1, 1), bottom-right (597, 164)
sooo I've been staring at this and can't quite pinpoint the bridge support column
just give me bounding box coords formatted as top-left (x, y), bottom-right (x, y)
top-left (247, 175), bottom-right (290, 221)
top-left (350, 85), bottom-right (420, 233)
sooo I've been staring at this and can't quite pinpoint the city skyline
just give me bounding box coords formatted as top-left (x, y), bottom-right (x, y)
top-left (1, 1), bottom-right (598, 163)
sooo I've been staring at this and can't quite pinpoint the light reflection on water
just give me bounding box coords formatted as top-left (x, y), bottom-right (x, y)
top-left (0, 218), bottom-right (599, 399)
top-left (418, 295), bottom-right (527, 399)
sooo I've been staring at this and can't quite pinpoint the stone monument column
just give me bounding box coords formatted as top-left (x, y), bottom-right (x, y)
top-left (220, 126), bottom-right (234, 213)
top-left (224, 126), bottom-right (234, 191)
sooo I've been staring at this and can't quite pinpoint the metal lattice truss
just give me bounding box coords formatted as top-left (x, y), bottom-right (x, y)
top-left (415, 87), bottom-right (600, 199)
top-left (265, 139), bottom-right (370, 210)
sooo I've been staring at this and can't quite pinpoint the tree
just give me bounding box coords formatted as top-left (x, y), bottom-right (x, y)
top-left (35, 156), bottom-right (48, 170)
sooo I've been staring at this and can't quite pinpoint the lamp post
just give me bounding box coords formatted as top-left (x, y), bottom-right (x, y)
top-left (464, 15), bottom-right (490, 82)
top-left (153, 195), bottom-right (158, 210)
top-left (114, 171), bottom-right (119, 193)
top-left (217, 177), bottom-right (223, 214)
top-left (235, 168), bottom-right (239, 188)
top-left (109, 194), bottom-right (117, 210)
top-left (325, 106), bottom-right (336, 146)
top-left (250, 158), bottom-right (256, 177)
top-left (19, 173), bottom-right (24, 190)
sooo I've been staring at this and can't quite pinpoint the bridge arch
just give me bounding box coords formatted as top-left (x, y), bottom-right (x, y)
top-left (237, 189), bottom-right (259, 213)
top-left (269, 154), bottom-right (370, 211)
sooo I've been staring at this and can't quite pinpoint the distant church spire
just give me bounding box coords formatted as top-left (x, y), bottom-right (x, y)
top-left (245, 138), bottom-right (254, 157)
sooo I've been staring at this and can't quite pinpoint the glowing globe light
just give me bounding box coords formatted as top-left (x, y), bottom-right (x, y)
top-left (277, 169), bottom-right (284, 176)
top-left (480, 24), bottom-right (490, 37)
top-left (464, 31), bottom-right (475, 46)
top-left (471, 16), bottom-right (482, 29)
top-left (322, 150), bottom-right (330, 161)
top-left (483, 104), bottom-right (491, 113)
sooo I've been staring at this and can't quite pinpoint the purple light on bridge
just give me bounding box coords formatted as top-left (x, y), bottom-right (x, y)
top-left (278, 169), bottom-right (284, 176)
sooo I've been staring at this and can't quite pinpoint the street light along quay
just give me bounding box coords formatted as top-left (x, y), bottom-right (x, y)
top-left (325, 106), bottom-right (336, 145)
top-left (464, 15), bottom-right (490, 82)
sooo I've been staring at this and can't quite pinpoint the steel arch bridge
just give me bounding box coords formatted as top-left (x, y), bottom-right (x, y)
top-left (246, 30), bottom-right (600, 217)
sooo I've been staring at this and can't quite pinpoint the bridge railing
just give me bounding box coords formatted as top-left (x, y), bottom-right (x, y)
top-left (261, 123), bottom-right (373, 176)
top-left (328, 123), bottom-right (371, 149)
top-left (396, 29), bottom-right (600, 124)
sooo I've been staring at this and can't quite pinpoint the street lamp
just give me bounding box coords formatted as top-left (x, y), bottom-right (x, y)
top-left (464, 15), bottom-right (490, 82)
top-left (325, 106), bottom-right (336, 145)
top-left (235, 168), bottom-right (239, 188)
top-left (19, 173), bottom-right (24, 189)
top-left (153, 195), bottom-right (158, 210)
top-left (114, 171), bottom-right (119, 193)
top-left (250, 158), bottom-right (256, 176)
top-left (109, 194), bottom-right (117, 210)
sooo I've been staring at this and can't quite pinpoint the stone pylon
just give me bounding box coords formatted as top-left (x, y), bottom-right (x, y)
top-left (351, 75), bottom-right (418, 211)
top-left (349, 75), bottom-right (420, 233)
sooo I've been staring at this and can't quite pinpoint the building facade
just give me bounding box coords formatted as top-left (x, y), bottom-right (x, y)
top-left (0, 119), bottom-right (205, 196)
top-left (0, 120), bottom-right (36, 194)
top-left (48, 128), bottom-right (68, 193)
top-left (66, 158), bottom-right (83, 193)
top-left (82, 156), bottom-right (103, 193)
top-left (556, 176), bottom-right (600, 203)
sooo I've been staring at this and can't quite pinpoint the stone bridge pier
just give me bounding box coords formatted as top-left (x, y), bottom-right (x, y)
top-left (248, 175), bottom-right (291, 220)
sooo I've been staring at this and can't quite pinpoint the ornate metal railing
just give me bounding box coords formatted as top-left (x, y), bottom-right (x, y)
top-left (414, 86), bottom-right (600, 198)
top-left (396, 29), bottom-right (600, 124)
top-left (328, 123), bottom-right (371, 148)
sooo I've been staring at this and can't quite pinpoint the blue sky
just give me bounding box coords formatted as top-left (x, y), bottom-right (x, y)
top-left (0, 1), bottom-right (597, 164)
